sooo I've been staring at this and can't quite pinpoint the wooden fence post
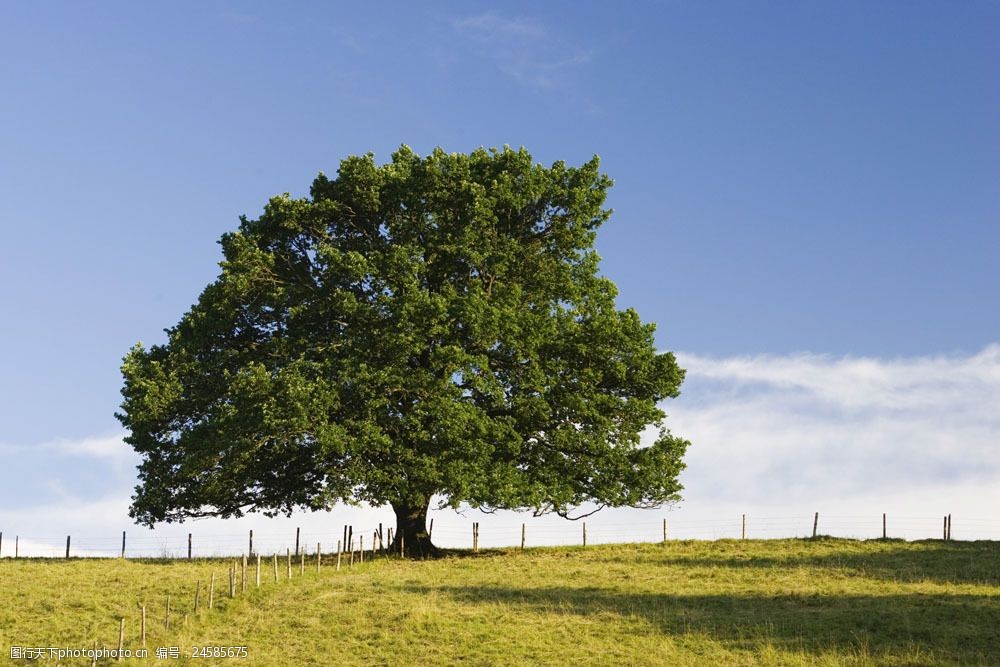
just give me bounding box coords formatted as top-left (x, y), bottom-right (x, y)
top-left (241, 554), bottom-right (247, 592)
top-left (521, 523), bottom-right (526, 550)
top-left (582, 522), bottom-right (587, 547)
top-left (343, 526), bottom-right (348, 555)
top-left (141, 604), bottom-right (147, 646)
top-left (378, 523), bottom-right (384, 551)
top-left (14, 535), bottom-right (18, 558)
top-left (188, 533), bottom-right (192, 560)
top-left (317, 542), bottom-right (322, 572)
top-left (360, 535), bottom-right (364, 564)
top-left (273, 554), bottom-right (278, 583)
top-left (121, 531), bottom-right (126, 559)
top-left (429, 518), bottom-right (434, 542)
top-left (299, 549), bottom-right (304, 576)
top-left (229, 564), bottom-right (235, 597)
top-left (336, 539), bottom-right (342, 571)
top-left (883, 513), bottom-right (887, 539)
top-left (249, 530), bottom-right (253, 558)
top-left (947, 514), bottom-right (952, 541)
top-left (66, 535), bottom-right (71, 558)
top-left (295, 527), bottom-right (300, 557)
top-left (943, 515), bottom-right (947, 540)
top-left (812, 512), bottom-right (819, 538)
top-left (663, 518), bottom-right (667, 544)
top-left (286, 548), bottom-right (291, 580)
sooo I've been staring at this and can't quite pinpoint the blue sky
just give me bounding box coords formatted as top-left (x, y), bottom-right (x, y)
top-left (1, 3), bottom-right (998, 551)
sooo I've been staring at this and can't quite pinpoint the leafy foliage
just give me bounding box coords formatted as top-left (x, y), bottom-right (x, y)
top-left (118, 146), bottom-right (688, 528)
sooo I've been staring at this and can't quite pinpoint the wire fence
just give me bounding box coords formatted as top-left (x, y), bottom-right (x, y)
top-left (0, 512), bottom-right (991, 559)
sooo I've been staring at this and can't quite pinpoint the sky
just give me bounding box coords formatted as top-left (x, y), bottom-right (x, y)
top-left (0, 2), bottom-right (998, 554)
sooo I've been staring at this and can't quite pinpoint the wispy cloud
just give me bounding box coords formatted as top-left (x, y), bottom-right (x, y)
top-left (451, 11), bottom-right (591, 90)
top-left (219, 11), bottom-right (259, 25)
top-left (680, 345), bottom-right (1000, 413)
top-left (0, 433), bottom-right (135, 462)
top-left (454, 12), bottom-right (548, 40)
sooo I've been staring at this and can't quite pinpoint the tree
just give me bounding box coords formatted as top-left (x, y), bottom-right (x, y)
top-left (117, 146), bottom-right (689, 556)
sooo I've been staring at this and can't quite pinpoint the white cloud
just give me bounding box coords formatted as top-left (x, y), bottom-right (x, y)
top-left (680, 344), bottom-right (1000, 413)
top-left (54, 434), bottom-right (136, 460)
top-left (0, 433), bottom-right (134, 460)
top-left (664, 345), bottom-right (1000, 539)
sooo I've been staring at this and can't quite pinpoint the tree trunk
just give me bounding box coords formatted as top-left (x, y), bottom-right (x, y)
top-left (390, 498), bottom-right (439, 558)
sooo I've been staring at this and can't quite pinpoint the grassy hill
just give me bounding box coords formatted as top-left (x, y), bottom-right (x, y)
top-left (2, 538), bottom-right (998, 665)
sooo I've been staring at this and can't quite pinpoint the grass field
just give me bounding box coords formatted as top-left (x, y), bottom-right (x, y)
top-left (1, 538), bottom-right (998, 666)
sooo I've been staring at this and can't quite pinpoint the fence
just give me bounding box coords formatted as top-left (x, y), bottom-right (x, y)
top-left (7, 535), bottom-right (379, 663)
top-left (4, 512), bottom-right (996, 663)
top-left (1, 512), bottom-right (994, 559)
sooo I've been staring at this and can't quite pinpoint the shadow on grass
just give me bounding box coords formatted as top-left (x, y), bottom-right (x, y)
top-left (405, 582), bottom-right (1000, 662)
top-left (613, 539), bottom-right (1000, 586)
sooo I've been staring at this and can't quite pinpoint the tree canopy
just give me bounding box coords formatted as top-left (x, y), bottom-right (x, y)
top-left (118, 146), bottom-right (689, 555)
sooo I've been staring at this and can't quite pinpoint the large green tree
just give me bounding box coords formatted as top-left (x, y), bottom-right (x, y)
top-left (118, 146), bottom-right (689, 556)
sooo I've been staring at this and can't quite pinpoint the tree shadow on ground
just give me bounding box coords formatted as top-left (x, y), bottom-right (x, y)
top-left (405, 582), bottom-right (1000, 663)
top-left (600, 539), bottom-right (1000, 587)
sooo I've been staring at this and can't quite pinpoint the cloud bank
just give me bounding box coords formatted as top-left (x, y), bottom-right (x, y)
top-left (667, 345), bottom-right (1000, 539)
top-left (1, 346), bottom-right (997, 553)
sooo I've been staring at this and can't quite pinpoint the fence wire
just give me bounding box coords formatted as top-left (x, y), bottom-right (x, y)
top-left (0, 512), bottom-right (990, 559)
